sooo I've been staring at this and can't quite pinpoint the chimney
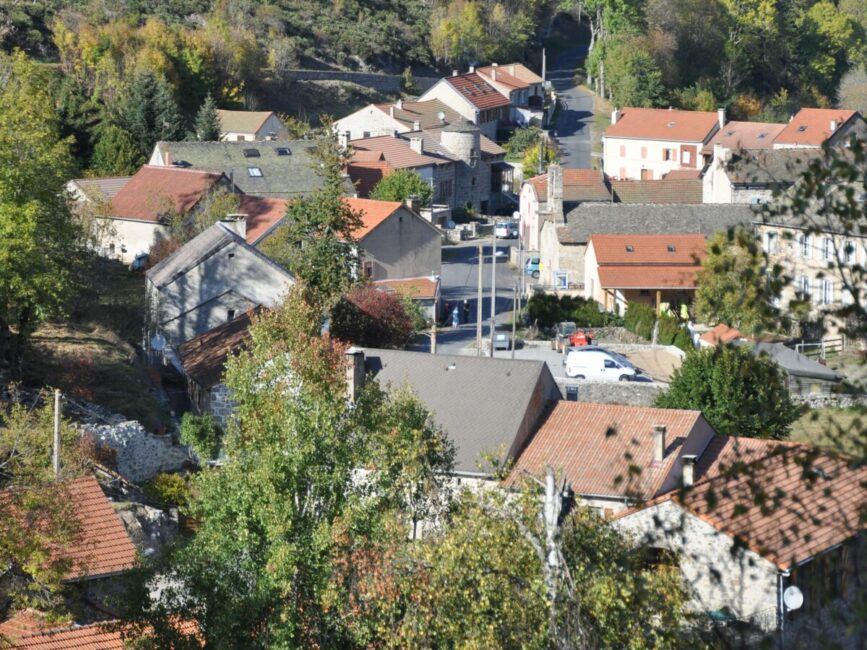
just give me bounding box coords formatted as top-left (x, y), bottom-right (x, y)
top-left (492, 62), bottom-right (498, 68)
top-left (492, 69), bottom-right (497, 81)
top-left (405, 195), bottom-right (421, 213)
top-left (390, 106), bottom-right (395, 118)
top-left (830, 119), bottom-right (838, 132)
top-left (396, 98), bottom-right (403, 110)
top-left (717, 107), bottom-right (726, 129)
top-left (412, 120), bottom-right (421, 131)
top-left (409, 136), bottom-right (424, 155)
top-left (652, 425), bottom-right (666, 464)
top-left (611, 108), bottom-right (620, 125)
top-left (220, 214), bottom-right (247, 240)
top-left (682, 454), bottom-right (697, 488)
top-left (345, 347), bottom-right (365, 403)
top-left (452, 70), bottom-right (459, 77)
top-left (469, 65), bottom-right (475, 73)
top-left (339, 131), bottom-right (350, 148)
top-left (547, 163), bottom-right (563, 219)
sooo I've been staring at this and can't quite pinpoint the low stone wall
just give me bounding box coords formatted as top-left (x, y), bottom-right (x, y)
top-left (285, 69), bottom-right (439, 94)
top-left (86, 420), bottom-right (190, 483)
top-left (792, 393), bottom-right (867, 409)
top-left (555, 379), bottom-right (667, 406)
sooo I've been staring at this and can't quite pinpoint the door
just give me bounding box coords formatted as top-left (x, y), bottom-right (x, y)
top-left (640, 168), bottom-right (652, 180)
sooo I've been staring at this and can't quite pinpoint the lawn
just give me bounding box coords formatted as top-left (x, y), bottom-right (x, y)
top-left (21, 256), bottom-right (171, 432)
top-left (790, 407), bottom-right (867, 460)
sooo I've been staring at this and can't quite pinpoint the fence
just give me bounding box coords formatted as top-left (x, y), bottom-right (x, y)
top-left (795, 336), bottom-right (845, 360)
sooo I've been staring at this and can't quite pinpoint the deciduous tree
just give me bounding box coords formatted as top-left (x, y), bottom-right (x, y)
top-left (369, 169), bottom-right (432, 207)
top-left (330, 284), bottom-right (414, 348)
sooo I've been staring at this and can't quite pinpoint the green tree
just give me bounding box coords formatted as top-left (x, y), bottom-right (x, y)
top-left (523, 140), bottom-right (559, 178)
top-left (694, 227), bottom-right (783, 336)
top-left (194, 93), bottom-right (221, 141)
top-left (656, 344), bottom-right (797, 439)
top-left (0, 52), bottom-right (82, 373)
top-left (260, 124), bottom-right (363, 309)
top-left (90, 124), bottom-right (142, 176)
top-left (116, 70), bottom-right (184, 165)
top-left (604, 35), bottom-right (666, 107)
top-left (179, 413), bottom-right (222, 461)
top-left (369, 169), bottom-right (432, 206)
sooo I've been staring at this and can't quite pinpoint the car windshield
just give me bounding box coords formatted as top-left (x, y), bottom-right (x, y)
top-left (560, 323), bottom-right (577, 335)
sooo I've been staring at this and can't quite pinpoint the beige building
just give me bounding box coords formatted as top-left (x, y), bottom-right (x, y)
top-left (216, 109), bottom-right (288, 141)
top-left (335, 98), bottom-right (462, 141)
top-left (418, 70), bottom-right (512, 140)
top-left (603, 107), bottom-right (722, 180)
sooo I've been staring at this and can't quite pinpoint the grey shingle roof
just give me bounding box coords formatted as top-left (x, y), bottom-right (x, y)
top-left (559, 203), bottom-right (756, 244)
top-left (752, 342), bottom-right (842, 381)
top-left (724, 148), bottom-right (823, 186)
top-left (71, 176), bottom-right (133, 201)
top-left (147, 223), bottom-right (237, 288)
top-left (153, 140), bottom-right (329, 197)
top-left (361, 349), bottom-right (559, 475)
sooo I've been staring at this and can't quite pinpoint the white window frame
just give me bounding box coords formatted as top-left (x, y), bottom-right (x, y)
top-left (844, 240), bottom-right (855, 265)
top-left (822, 237), bottom-right (833, 262)
top-left (800, 234), bottom-right (812, 259)
top-left (763, 231), bottom-right (779, 254)
top-left (554, 271), bottom-right (568, 289)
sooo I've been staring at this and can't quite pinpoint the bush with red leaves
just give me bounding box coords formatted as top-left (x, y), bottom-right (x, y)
top-left (330, 284), bottom-right (413, 349)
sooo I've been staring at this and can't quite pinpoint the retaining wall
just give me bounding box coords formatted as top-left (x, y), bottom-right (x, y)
top-left (285, 69), bottom-right (440, 94)
top-left (555, 378), bottom-right (667, 406)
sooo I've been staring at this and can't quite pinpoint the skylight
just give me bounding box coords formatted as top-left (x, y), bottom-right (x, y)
top-left (667, 244), bottom-right (676, 252)
top-left (667, 121), bottom-right (675, 128)
top-left (243, 148), bottom-right (260, 158)
top-left (797, 125), bottom-right (808, 132)
top-left (757, 132), bottom-right (767, 139)
top-left (275, 147), bottom-right (291, 156)
top-left (248, 167), bottom-right (263, 177)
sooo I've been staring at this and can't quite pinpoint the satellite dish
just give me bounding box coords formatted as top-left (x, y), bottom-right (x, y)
top-left (783, 585), bottom-right (803, 611)
top-left (437, 111), bottom-right (446, 123)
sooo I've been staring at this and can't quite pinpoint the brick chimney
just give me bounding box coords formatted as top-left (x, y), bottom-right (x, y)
top-left (345, 347), bottom-right (365, 403)
top-left (682, 454), bottom-right (697, 488)
top-left (652, 425), bottom-right (666, 465)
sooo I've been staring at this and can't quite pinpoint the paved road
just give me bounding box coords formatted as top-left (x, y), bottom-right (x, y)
top-left (549, 46), bottom-right (594, 169)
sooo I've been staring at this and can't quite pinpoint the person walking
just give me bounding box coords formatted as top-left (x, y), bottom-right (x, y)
top-left (451, 304), bottom-right (460, 328)
top-left (462, 299), bottom-right (470, 324)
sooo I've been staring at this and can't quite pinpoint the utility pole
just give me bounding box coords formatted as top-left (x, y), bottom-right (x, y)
top-left (518, 231), bottom-right (525, 320)
top-left (430, 322), bottom-right (437, 355)
top-left (489, 228), bottom-right (497, 357)
top-left (511, 285), bottom-right (518, 360)
top-left (542, 47), bottom-right (547, 84)
top-left (53, 389), bottom-right (61, 480)
top-left (476, 241), bottom-right (484, 356)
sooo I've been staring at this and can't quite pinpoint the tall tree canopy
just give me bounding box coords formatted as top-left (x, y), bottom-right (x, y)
top-left (194, 93), bottom-right (221, 141)
top-left (369, 169), bottom-right (432, 206)
top-left (115, 70), bottom-right (184, 166)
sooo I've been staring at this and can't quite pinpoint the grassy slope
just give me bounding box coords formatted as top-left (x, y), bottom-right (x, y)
top-left (789, 407), bottom-right (867, 460)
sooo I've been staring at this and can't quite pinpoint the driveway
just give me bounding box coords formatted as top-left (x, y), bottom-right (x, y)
top-left (549, 46), bottom-right (593, 169)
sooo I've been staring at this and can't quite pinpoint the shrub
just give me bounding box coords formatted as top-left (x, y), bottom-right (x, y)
top-left (76, 431), bottom-right (117, 470)
top-left (144, 472), bottom-right (190, 508)
top-left (179, 413), bottom-right (222, 460)
top-left (330, 284), bottom-right (414, 348)
top-left (624, 303), bottom-right (656, 340)
top-left (527, 294), bottom-right (562, 328)
top-left (672, 329), bottom-right (693, 352)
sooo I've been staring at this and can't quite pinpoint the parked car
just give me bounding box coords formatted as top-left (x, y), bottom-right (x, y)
top-left (565, 349), bottom-right (637, 381)
top-left (525, 256), bottom-right (541, 278)
top-left (492, 330), bottom-right (513, 350)
top-left (552, 321), bottom-right (577, 351)
top-left (494, 221), bottom-right (518, 239)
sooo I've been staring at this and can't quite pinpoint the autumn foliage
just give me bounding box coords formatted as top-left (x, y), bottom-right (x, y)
top-left (330, 284), bottom-right (413, 349)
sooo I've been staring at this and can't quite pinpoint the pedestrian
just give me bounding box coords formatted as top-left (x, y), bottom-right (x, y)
top-left (451, 304), bottom-right (460, 328)
top-left (443, 301), bottom-right (450, 325)
top-left (462, 299), bottom-right (470, 324)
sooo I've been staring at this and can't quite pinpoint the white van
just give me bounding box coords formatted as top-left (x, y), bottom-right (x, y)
top-left (565, 349), bottom-right (637, 381)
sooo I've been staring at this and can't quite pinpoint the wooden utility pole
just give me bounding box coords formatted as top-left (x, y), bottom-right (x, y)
top-left (430, 322), bottom-right (437, 355)
top-left (512, 285), bottom-right (518, 360)
top-left (53, 389), bottom-right (61, 480)
top-left (489, 228), bottom-right (497, 357)
top-left (476, 242), bottom-right (484, 356)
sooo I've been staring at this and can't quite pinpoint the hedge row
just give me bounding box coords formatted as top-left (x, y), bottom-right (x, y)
top-left (624, 304), bottom-right (693, 352)
top-left (527, 294), bottom-right (623, 329)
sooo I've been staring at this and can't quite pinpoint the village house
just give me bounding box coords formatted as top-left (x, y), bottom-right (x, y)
top-left (418, 70), bottom-right (513, 140)
top-left (583, 233), bottom-right (706, 314)
top-left (751, 341), bottom-right (844, 396)
top-left (148, 139), bottom-right (343, 198)
top-left (506, 401), bottom-right (720, 514)
top-left (355, 348), bottom-right (561, 480)
top-left (85, 165), bottom-right (230, 265)
top-left (216, 109), bottom-right (288, 141)
top-left (519, 165), bottom-right (610, 252)
top-left (475, 62), bottom-right (546, 126)
top-left (372, 276), bottom-right (441, 322)
top-left (145, 221), bottom-right (294, 351)
top-left (335, 98), bottom-right (462, 141)
top-left (603, 107), bottom-right (723, 180)
top-left (616, 437), bottom-right (867, 644)
top-left (67, 175), bottom-right (132, 204)
top-left (772, 108), bottom-right (866, 149)
top-left (348, 121), bottom-right (508, 215)
top-left (538, 203), bottom-right (752, 294)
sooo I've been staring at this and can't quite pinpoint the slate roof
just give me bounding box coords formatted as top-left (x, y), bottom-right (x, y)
top-left (178, 309), bottom-right (257, 388)
top-left (527, 169), bottom-right (611, 203)
top-left (610, 179), bottom-right (703, 204)
top-left (558, 204), bottom-right (755, 245)
top-left (723, 148), bottom-right (824, 186)
top-left (506, 402), bottom-right (708, 500)
top-left (374, 99), bottom-right (462, 130)
top-left (237, 195), bottom-right (288, 245)
top-left (444, 72), bottom-right (512, 110)
top-left (752, 342), bottom-right (843, 382)
top-left (152, 140), bottom-right (328, 198)
top-left (108, 166), bottom-right (224, 223)
top-left (70, 176), bottom-right (132, 201)
top-left (774, 108), bottom-right (860, 146)
top-left (605, 108), bottom-right (719, 142)
top-left (362, 349), bottom-right (558, 474)
top-left (702, 120), bottom-right (786, 154)
top-left (216, 109), bottom-right (277, 135)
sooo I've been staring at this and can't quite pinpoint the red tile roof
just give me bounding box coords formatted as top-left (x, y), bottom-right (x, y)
top-left (237, 195), bottom-right (287, 244)
top-left (610, 179), bottom-right (703, 204)
top-left (675, 444), bottom-right (867, 569)
top-left (348, 162), bottom-right (394, 197)
top-left (597, 265), bottom-right (701, 289)
top-left (109, 166), bottom-right (224, 223)
top-left (606, 108), bottom-right (719, 142)
top-left (445, 73), bottom-right (512, 110)
top-left (661, 169), bottom-right (702, 180)
top-left (178, 308), bottom-right (257, 389)
top-left (773, 108), bottom-right (859, 146)
top-left (590, 234), bottom-right (706, 265)
top-left (344, 197), bottom-right (402, 239)
top-left (373, 276), bottom-right (439, 300)
top-left (506, 402), bottom-right (706, 500)
top-left (350, 136), bottom-right (443, 170)
top-left (477, 63), bottom-right (543, 90)
top-left (528, 169), bottom-right (611, 203)
top-left (703, 120), bottom-right (786, 153)
top-left (699, 323), bottom-right (744, 346)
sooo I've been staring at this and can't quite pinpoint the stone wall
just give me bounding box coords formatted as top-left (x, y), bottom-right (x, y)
top-left (208, 382), bottom-right (235, 431)
top-left (87, 420), bottom-right (189, 483)
top-left (792, 393), bottom-right (867, 409)
top-left (555, 378), bottom-right (667, 406)
top-left (285, 69), bottom-right (440, 94)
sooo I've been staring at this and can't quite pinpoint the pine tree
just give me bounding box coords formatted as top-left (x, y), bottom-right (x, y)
top-left (117, 70), bottom-right (184, 164)
top-left (194, 93), bottom-right (222, 141)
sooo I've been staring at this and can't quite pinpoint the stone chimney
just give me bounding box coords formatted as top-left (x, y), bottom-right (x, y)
top-left (220, 215), bottom-right (247, 240)
top-left (452, 70), bottom-right (459, 77)
top-left (830, 119), bottom-right (838, 132)
top-left (611, 108), bottom-right (621, 125)
top-left (682, 454), bottom-right (697, 488)
top-left (717, 107), bottom-right (726, 129)
top-left (412, 121), bottom-right (421, 131)
top-left (345, 347), bottom-right (365, 403)
top-left (547, 163), bottom-right (564, 219)
top-left (469, 65), bottom-right (475, 73)
top-left (405, 195), bottom-right (421, 213)
top-left (396, 98), bottom-right (403, 110)
top-left (409, 136), bottom-right (424, 155)
top-left (652, 425), bottom-right (666, 465)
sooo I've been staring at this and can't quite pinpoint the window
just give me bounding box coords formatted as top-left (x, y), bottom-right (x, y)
top-left (108, 243), bottom-right (116, 257)
top-left (667, 244), bottom-right (676, 253)
top-left (763, 231), bottom-right (779, 254)
top-left (604, 360), bottom-right (617, 369)
top-left (682, 150), bottom-right (691, 164)
top-left (437, 179), bottom-right (453, 202)
top-left (625, 245), bottom-right (634, 253)
top-left (844, 241), bottom-right (855, 264)
top-left (798, 276), bottom-right (811, 298)
top-left (236, 135), bottom-right (246, 141)
top-left (363, 261), bottom-right (373, 278)
top-left (554, 271), bottom-right (568, 289)
top-left (248, 167), bottom-right (263, 177)
top-left (820, 279), bottom-right (834, 305)
top-left (822, 237), bottom-right (833, 261)
top-left (242, 148), bottom-right (260, 158)
top-left (640, 146), bottom-right (647, 159)
top-left (619, 145), bottom-right (626, 157)
top-left (362, 131), bottom-right (371, 138)
top-left (275, 147), bottom-right (291, 156)
top-left (663, 149), bottom-right (673, 161)
top-left (800, 234), bottom-right (812, 259)
top-left (227, 309), bottom-right (236, 320)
